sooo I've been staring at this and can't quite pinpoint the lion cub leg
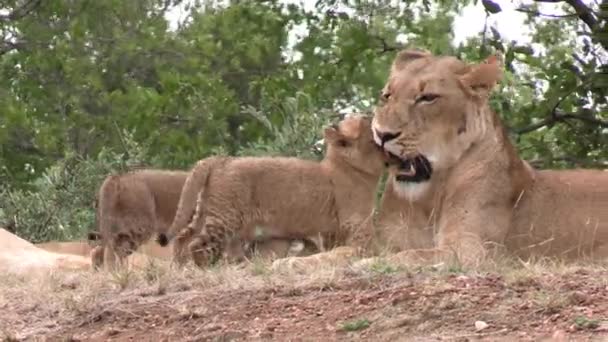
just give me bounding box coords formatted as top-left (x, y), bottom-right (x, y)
top-left (103, 232), bottom-right (137, 270)
top-left (171, 191), bottom-right (206, 265)
top-left (90, 245), bottom-right (105, 270)
top-left (172, 227), bottom-right (197, 265)
top-left (104, 223), bottom-right (153, 271)
top-left (188, 216), bottom-right (239, 268)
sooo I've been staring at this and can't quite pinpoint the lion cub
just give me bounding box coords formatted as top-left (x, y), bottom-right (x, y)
top-left (91, 169), bottom-right (188, 270)
top-left (158, 115), bottom-right (386, 267)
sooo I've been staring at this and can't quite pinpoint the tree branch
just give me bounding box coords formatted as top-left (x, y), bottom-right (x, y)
top-left (371, 35), bottom-right (404, 54)
top-left (563, 0), bottom-right (599, 30)
top-left (0, 0), bottom-right (41, 23)
top-left (530, 0), bottom-right (606, 51)
top-left (0, 40), bottom-right (24, 55)
top-left (512, 108), bottom-right (608, 134)
top-left (515, 8), bottom-right (579, 18)
top-left (480, 12), bottom-right (489, 56)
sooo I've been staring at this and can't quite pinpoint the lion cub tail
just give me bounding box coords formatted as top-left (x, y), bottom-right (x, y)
top-left (157, 156), bottom-right (228, 246)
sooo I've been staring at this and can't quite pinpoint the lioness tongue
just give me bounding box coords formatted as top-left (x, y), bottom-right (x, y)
top-left (399, 160), bottom-right (416, 176)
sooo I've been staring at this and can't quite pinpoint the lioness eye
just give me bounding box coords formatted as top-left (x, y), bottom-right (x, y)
top-left (415, 93), bottom-right (440, 104)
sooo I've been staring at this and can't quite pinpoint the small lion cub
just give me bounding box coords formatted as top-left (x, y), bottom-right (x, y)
top-left (160, 114), bottom-right (386, 267)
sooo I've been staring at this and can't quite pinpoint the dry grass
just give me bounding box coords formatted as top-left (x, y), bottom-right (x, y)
top-left (1, 252), bottom-right (608, 340)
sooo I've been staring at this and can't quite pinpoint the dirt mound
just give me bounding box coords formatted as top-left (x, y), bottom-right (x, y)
top-left (2, 267), bottom-right (604, 341)
top-left (2, 229), bottom-right (608, 341)
top-left (0, 228), bottom-right (91, 275)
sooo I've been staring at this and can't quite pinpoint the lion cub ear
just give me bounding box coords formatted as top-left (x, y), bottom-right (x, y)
top-left (459, 54), bottom-right (503, 99)
top-left (323, 125), bottom-right (344, 144)
top-left (339, 117), bottom-right (364, 140)
top-left (391, 48), bottom-right (432, 73)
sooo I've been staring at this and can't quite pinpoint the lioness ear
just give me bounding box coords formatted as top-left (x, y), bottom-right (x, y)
top-left (391, 48), bottom-right (432, 73)
top-left (459, 54), bottom-right (503, 99)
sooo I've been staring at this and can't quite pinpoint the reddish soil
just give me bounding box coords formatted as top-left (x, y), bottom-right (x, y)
top-left (4, 267), bottom-right (607, 341)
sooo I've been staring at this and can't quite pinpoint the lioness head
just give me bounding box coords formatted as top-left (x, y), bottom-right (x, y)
top-left (324, 114), bottom-right (385, 175)
top-left (372, 49), bottom-right (502, 191)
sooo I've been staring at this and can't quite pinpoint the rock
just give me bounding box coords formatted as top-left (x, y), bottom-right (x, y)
top-left (551, 330), bottom-right (568, 342)
top-left (474, 320), bottom-right (489, 331)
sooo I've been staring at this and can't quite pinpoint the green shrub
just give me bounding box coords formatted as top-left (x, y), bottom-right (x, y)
top-left (0, 131), bottom-right (151, 242)
top-left (238, 93), bottom-right (331, 160)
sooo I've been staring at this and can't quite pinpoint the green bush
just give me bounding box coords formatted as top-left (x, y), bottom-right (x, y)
top-left (238, 93), bottom-right (331, 160)
top-left (0, 130), bottom-right (151, 242)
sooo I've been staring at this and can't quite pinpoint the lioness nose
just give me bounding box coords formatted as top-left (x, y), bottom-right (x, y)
top-left (375, 129), bottom-right (401, 145)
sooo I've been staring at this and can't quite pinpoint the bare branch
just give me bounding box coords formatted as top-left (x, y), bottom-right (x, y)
top-left (0, 36), bottom-right (28, 55)
top-left (512, 108), bottom-right (608, 134)
top-left (529, 0), bottom-right (606, 51)
top-left (564, 0), bottom-right (599, 30)
top-left (516, 8), bottom-right (579, 18)
top-left (160, 0), bottom-right (172, 13)
top-left (0, 0), bottom-right (42, 23)
top-left (512, 116), bottom-right (554, 134)
top-left (371, 35), bottom-right (404, 54)
top-left (480, 12), bottom-right (489, 56)
top-left (555, 109), bottom-right (608, 126)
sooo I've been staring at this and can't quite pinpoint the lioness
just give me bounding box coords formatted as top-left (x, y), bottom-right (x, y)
top-left (93, 169), bottom-right (317, 270)
top-left (369, 49), bottom-right (608, 267)
top-left (158, 115), bottom-right (386, 267)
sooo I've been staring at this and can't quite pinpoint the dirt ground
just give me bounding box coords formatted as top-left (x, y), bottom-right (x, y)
top-left (2, 256), bottom-right (608, 342)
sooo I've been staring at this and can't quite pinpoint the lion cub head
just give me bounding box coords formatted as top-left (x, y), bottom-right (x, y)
top-left (372, 49), bottom-right (502, 191)
top-left (324, 114), bottom-right (385, 176)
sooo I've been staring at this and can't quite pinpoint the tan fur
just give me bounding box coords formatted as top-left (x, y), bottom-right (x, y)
top-left (38, 240), bottom-right (173, 260)
top-left (0, 229), bottom-right (91, 274)
top-left (36, 241), bottom-right (94, 257)
top-left (369, 49), bottom-right (608, 267)
top-left (163, 115), bottom-right (386, 268)
top-left (90, 245), bottom-right (104, 268)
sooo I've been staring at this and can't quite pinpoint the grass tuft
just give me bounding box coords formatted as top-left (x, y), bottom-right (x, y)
top-left (340, 318), bottom-right (371, 331)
